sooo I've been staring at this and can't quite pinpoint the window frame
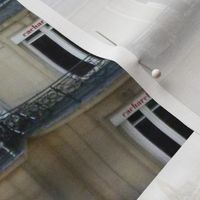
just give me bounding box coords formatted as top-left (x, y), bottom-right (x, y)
top-left (120, 97), bottom-right (193, 164)
top-left (19, 23), bottom-right (103, 78)
top-left (139, 105), bottom-right (186, 145)
top-left (121, 120), bottom-right (171, 164)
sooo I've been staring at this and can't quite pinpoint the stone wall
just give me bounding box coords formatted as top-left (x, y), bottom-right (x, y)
top-left (0, 11), bottom-right (58, 108)
top-left (0, 77), bottom-right (161, 200)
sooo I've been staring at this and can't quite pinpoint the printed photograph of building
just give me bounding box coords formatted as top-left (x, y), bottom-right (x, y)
top-left (0, 1), bottom-right (199, 199)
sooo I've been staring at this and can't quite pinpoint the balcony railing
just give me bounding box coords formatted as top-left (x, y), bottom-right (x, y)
top-left (0, 56), bottom-right (124, 172)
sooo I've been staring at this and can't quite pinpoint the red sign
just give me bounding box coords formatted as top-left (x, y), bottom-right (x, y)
top-left (22, 19), bottom-right (45, 37)
top-left (122, 93), bottom-right (150, 118)
top-left (11, 19), bottom-right (46, 44)
top-left (110, 92), bottom-right (151, 126)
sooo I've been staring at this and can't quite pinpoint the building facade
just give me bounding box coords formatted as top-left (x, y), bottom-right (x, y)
top-left (0, 0), bottom-right (199, 199)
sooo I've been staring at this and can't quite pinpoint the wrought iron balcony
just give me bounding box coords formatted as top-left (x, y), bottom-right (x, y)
top-left (0, 56), bottom-right (124, 172)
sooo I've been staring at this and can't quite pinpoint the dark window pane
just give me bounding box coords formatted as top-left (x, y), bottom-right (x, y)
top-left (135, 118), bottom-right (180, 157)
top-left (154, 107), bottom-right (193, 139)
top-left (32, 35), bottom-right (94, 76)
top-left (25, 30), bottom-right (42, 42)
top-left (128, 110), bottom-right (144, 124)
top-left (146, 99), bottom-right (158, 110)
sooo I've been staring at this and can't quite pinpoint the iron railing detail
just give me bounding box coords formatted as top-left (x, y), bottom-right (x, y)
top-left (0, 56), bottom-right (124, 171)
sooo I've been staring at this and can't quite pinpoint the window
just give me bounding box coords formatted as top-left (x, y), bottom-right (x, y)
top-left (20, 22), bottom-right (103, 77)
top-left (122, 99), bottom-right (193, 164)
